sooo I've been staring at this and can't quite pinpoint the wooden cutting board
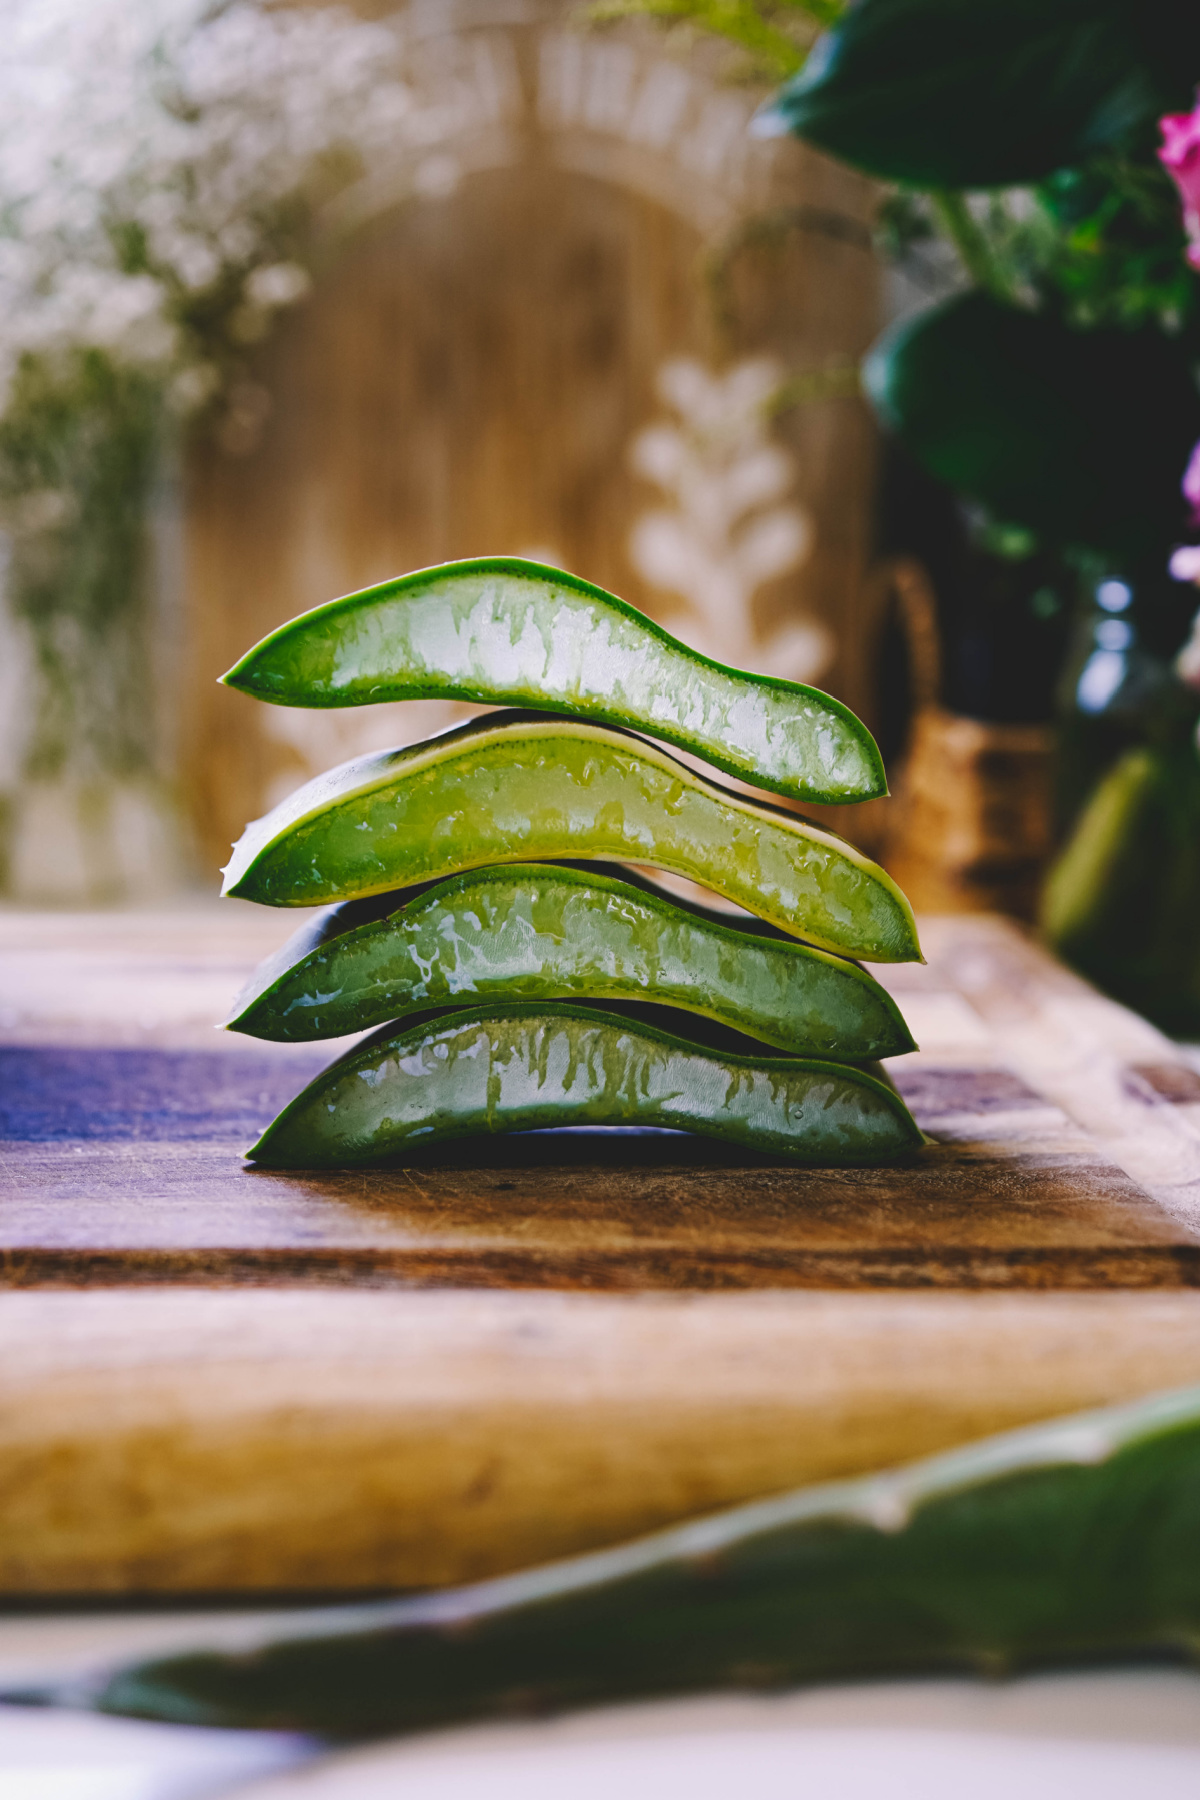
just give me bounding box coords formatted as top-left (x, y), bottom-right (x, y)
top-left (4, 910), bottom-right (1200, 1291)
top-left (3, 907), bottom-right (1200, 1594)
top-left (2, 1055), bottom-right (1197, 1290)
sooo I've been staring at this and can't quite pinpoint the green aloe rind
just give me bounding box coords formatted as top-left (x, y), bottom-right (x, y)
top-left (243, 1000), bottom-right (923, 1168)
top-left (221, 713), bottom-right (921, 964)
top-left (226, 862), bottom-right (916, 1059)
top-left (35, 1384), bottom-right (1200, 1734)
top-left (220, 557), bottom-right (887, 806)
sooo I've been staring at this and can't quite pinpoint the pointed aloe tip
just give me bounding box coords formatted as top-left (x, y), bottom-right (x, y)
top-left (245, 1131), bottom-right (287, 1167)
top-left (0, 1683), bottom-right (56, 1707)
top-left (219, 653), bottom-right (256, 692)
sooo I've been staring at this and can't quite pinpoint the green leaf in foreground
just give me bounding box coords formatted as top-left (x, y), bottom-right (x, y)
top-left (863, 292), bottom-right (1200, 563)
top-left (31, 1385), bottom-right (1200, 1733)
top-left (220, 557), bottom-right (886, 806)
top-left (227, 862), bottom-right (915, 1059)
top-left (221, 713), bottom-right (921, 963)
top-left (756, 0), bottom-right (1198, 189)
top-left (244, 1000), bottom-right (922, 1168)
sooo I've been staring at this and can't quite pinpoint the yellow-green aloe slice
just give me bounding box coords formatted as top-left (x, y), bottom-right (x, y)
top-left (245, 1001), bottom-right (923, 1168)
top-left (221, 713), bottom-right (921, 963)
top-left (226, 862), bottom-right (916, 1058)
top-left (221, 557), bottom-right (886, 806)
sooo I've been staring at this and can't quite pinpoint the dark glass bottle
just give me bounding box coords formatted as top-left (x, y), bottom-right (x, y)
top-left (1044, 564), bottom-right (1200, 1034)
top-left (1054, 562), bottom-right (1199, 836)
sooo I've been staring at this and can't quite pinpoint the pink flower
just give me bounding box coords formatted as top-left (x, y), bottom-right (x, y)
top-left (1159, 97), bottom-right (1200, 271)
top-left (1184, 438), bottom-right (1200, 527)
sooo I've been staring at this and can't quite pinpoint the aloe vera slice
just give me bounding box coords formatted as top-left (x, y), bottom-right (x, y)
top-left (227, 863), bottom-right (916, 1059)
top-left (222, 714), bottom-right (920, 963)
top-left (221, 558), bottom-right (886, 806)
top-left (244, 1000), bottom-right (921, 1168)
top-left (37, 1384), bottom-right (1200, 1733)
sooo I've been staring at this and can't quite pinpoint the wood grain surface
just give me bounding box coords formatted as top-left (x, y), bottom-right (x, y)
top-left (5, 1287), bottom-right (1200, 1593)
top-left (5, 907), bottom-right (1200, 1592)
top-left (2, 910), bottom-right (1199, 1292)
top-left (0, 1080), bottom-right (1195, 1291)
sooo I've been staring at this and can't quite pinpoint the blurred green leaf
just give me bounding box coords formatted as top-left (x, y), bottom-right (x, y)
top-left (863, 291), bottom-right (1200, 560)
top-left (1043, 740), bottom-right (1200, 1035)
top-left (759, 0), bottom-right (1200, 188)
top-left (0, 350), bottom-right (163, 779)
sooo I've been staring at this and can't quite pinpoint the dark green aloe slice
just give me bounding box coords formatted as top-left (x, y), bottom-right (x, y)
top-left (243, 1001), bottom-right (922, 1168)
top-left (221, 557), bottom-right (885, 805)
top-left (221, 713), bottom-right (920, 964)
top-left (29, 1384), bottom-right (1200, 1733)
top-left (226, 863), bottom-right (916, 1059)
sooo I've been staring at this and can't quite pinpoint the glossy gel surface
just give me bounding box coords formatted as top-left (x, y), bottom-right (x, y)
top-left (227, 864), bottom-right (916, 1058)
top-left (222, 714), bottom-right (920, 963)
top-left (221, 558), bottom-right (885, 805)
top-left (246, 1002), bottom-right (923, 1168)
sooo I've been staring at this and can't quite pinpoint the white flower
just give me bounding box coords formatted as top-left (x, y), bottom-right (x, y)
top-left (0, 0), bottom-right (415, 410)
top-left (244, 263), bottom-right (311, 310)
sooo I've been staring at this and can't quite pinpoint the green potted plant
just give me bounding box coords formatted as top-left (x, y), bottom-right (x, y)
top-left (613, 0), bottom-right (1200, 1019)
top-left (1041, 97), bottom-right (1200, 1032)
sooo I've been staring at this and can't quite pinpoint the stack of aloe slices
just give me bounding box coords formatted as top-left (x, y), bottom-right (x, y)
top-left (219, 557), bottom-right (924, 1167)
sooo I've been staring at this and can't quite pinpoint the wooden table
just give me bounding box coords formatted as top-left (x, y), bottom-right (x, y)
top-left (2, 904), bottom-right (1200, 1595)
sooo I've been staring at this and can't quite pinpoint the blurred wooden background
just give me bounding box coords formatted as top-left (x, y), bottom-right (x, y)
top-left (181, 0), bottom-right (884, 879)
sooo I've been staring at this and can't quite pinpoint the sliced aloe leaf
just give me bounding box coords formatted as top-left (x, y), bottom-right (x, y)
top-left (33, 1385), bottom-right (1200, 1733)
top-left (243, 1001), bottom-right (922, 1168)
top-left (220, 558), bottom-right (886, 806)
top-left (227, 863), bottom-right (916, 1059)
top-left (221, 714), bottom-right (920, 963)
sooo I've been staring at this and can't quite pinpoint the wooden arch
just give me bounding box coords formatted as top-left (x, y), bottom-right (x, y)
top-left (182, 0), bottom-right (881, 868)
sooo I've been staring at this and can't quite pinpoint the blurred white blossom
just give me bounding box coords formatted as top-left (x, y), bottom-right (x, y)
top-left (0, 0), bottom-right (414, 407)
top-left (1170, 545), bottom-right (1200, 583)
top-left (0, 0), bottom-right (422, 830)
